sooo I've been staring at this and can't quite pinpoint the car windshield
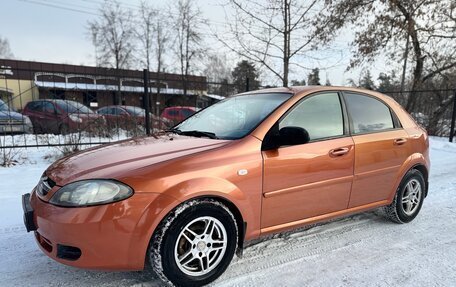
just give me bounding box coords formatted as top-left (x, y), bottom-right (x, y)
top-left (0, 100), bottom-right (15, 112)
top-left (56, 100), bottom-right (94, 114)
top-left (124, 106), bottom-right (145, 116)
top-left (175, 93), bottom-right (292, 139)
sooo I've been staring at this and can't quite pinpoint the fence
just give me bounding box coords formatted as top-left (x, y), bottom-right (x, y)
top-left (0, 60), bottom-right (242, 153)
top-left (1, 60), bottom-right (455, 158)
top-left (383, 89), bottom-right (456, 141)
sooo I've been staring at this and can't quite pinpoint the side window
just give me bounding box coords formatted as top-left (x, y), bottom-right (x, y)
top-left (118, 108), bottom-right (129, 116)
top-left (279, 93), bottom-right (344, 141)
top-left (27, 101), bottom-right (42, 111)
top-left (181, 109), bottom-right (194, 118)
top-left (344, 93), bottom-right (394, 134)
top-left (111, 107), bottom-right (120, 115)
top-left (42, 102), bottom-right (56, 113)
top-left (98, 108), bottom-right (110, 115)
top-left (168, 109), bottom-right (178, 116)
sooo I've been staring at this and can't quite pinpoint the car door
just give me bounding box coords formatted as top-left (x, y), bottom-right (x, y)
top-left (261, 92), bottom-right (355, 229)
top-left (41, 101), bottom-right (60, 133)
top-left (343, 92), bottom-right (411, 208)
top-left (24, 101), bottom-right (43, 131)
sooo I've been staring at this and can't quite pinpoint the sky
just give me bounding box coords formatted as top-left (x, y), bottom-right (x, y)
top-left (0, 0), bottom-right (390, 86)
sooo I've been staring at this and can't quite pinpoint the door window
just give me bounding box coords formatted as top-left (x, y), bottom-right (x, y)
top-left (279, 92), bottom-right (344, 141)
top-left (42, 102), bottom-right (56, 114)
top-left (27, 101), bottom-right (42, 111)
top-left (344, 93), bottom-right (394, 134)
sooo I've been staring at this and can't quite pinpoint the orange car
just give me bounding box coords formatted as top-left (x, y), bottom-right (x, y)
top-left (22, 86), bottom-right (430, 286)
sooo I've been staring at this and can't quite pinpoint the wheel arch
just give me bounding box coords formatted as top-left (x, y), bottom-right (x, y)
top-left (388, 153), bottom-right (429, 202)
top-left (411, 164), bottom-right (429, 197)
top-left (135, 191), bottom-right (248, 270)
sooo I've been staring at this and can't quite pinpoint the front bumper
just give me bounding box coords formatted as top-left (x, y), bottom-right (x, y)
top-left (0, 123), bottom-right (33, 134)
top-left (24, 190), bottom-right (173, 271)
top-left (22, 193), bottom-right (37, 232)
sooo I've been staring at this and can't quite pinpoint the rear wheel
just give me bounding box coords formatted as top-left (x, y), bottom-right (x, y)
top-left (149, 199), bottom-right (238, 287)
top-left (382, 169), bottom-right (425, 223)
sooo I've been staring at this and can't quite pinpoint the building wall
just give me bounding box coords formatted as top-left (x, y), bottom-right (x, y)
top-left (0, 78), bottom-right (39, 110)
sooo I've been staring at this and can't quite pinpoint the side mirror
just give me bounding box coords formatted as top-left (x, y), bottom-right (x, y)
top-left (279, 126), bottom-right (310, 146)
top-left (262, 125), bottom-right (310, 150)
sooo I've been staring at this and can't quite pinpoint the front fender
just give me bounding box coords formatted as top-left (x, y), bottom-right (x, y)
top-left (129, 176), bottom-right (256, 270)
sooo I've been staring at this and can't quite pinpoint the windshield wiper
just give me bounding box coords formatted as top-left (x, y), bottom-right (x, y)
top-left (167, 128), bottom-right (218, 139)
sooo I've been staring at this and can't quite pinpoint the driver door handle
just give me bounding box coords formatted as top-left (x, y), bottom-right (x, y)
top-left (394, 138), bottom-right (407, 145)
top-left (329, 147), bottom-right (350, 157)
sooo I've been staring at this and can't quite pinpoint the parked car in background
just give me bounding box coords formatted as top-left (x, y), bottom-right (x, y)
top-left (97, 105), bottom-right (171, 131)
top-left (161, 106), bottom-right (197, 125)
top-left (23, 99), bottom-right (105, 134)
top-left (22, 87), bottom-right (430, 286)
top-left (0, 99), bottom-right (33, 134)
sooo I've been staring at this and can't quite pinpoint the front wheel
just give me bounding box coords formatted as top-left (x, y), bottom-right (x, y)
top-left (382, 169), bottom-right (426, 223)
top-left (149, 199), bottom-right (238, 287)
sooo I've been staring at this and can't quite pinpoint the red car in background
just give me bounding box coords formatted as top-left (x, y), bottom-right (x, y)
top-left (23, 99), bottom-right (104, 134)
top-left (97, 105), bottom-right (170, 130)
top-left (161, 106), bottom-right (197, 125)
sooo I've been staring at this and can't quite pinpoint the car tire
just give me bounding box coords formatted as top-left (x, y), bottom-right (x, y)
top-left (149, 199), bottom-right (238, 287)
top-left (382, 169), bottom-right (426, 224)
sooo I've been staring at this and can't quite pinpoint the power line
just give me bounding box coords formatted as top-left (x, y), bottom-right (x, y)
top-left (18, 0), bottom-right (100, 16)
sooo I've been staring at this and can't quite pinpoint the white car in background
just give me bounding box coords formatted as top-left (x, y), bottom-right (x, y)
top-left (0, 99), bottom-right (33, 134)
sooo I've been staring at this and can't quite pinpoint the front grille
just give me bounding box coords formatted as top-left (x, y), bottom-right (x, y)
top-left (36, 175), bottom-right (56, 196)
top-left (0, 119), bottom-right (23, 125)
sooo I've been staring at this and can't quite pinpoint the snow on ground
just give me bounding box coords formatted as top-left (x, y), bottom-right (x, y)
top-left (0, 136), bottom-right (455, 286)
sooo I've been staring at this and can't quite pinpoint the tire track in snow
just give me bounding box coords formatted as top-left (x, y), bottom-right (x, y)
top-left (214, 214), bottom-right (384, 286)
top-left (0, 225), bottom-right (25, 235)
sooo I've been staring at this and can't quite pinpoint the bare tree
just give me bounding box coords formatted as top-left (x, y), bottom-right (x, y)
top-left (88, 0), bottom-right (135, 104)
top-left (135, 1), bottom-right (170, 114)
top-left (216, 0), bottom-right (322, 87)
top-left (0, 36), bottom-right (14, 58)
top-left (317, 0), bottom-right (456, 111)
top-left (203, 52), bottom-right (233, 95)
top-left (171, 0), bottom-right (204, 98)
top-left (136, 1), bottom-right (157, 72)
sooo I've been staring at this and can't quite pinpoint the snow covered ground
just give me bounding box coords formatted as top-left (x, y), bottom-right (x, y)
top-left (0, 137), bottom-right (455, 286)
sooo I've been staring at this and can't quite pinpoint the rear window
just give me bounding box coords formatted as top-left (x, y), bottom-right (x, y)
top-left (344, 93), bottom-right (394, 134)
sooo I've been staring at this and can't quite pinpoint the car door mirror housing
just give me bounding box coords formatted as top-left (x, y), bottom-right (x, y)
top-left (279, 126), bottom-right (310, 146)
top-left (262, 125), bottom-right (310, 150)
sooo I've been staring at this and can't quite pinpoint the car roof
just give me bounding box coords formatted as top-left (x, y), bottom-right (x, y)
top-left (165, 106), bottom-right (196, 110)
top-left (237, 86), bottom-right (393, 102)
top-left (99, 105), bottom-right (142, 109)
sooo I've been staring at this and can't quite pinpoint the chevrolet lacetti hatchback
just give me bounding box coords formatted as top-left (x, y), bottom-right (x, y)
top-left (22, 87), bottom-right (430, 286)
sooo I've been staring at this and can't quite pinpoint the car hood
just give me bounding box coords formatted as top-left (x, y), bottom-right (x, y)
top-left (0, 110), bottom-right (25, 121)
top-left (46, 135), bottom-right (230, 186)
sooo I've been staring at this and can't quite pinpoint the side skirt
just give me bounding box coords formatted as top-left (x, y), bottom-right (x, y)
top-left (260, 200), bottom-right (390, 235)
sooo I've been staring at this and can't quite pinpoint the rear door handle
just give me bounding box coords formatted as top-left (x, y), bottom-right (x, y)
top-left (329, 147), bottom-right (350, 157)
top-left (394, 138), bottom-right (407, 145)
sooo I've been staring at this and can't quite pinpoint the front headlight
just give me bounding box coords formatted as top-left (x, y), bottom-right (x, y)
top-left (49, 180), bottom-right (133, 207)
top-left (23, 115), bottom-right (32, 126)
top-left (69, 114), bottom-right (83, 123)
